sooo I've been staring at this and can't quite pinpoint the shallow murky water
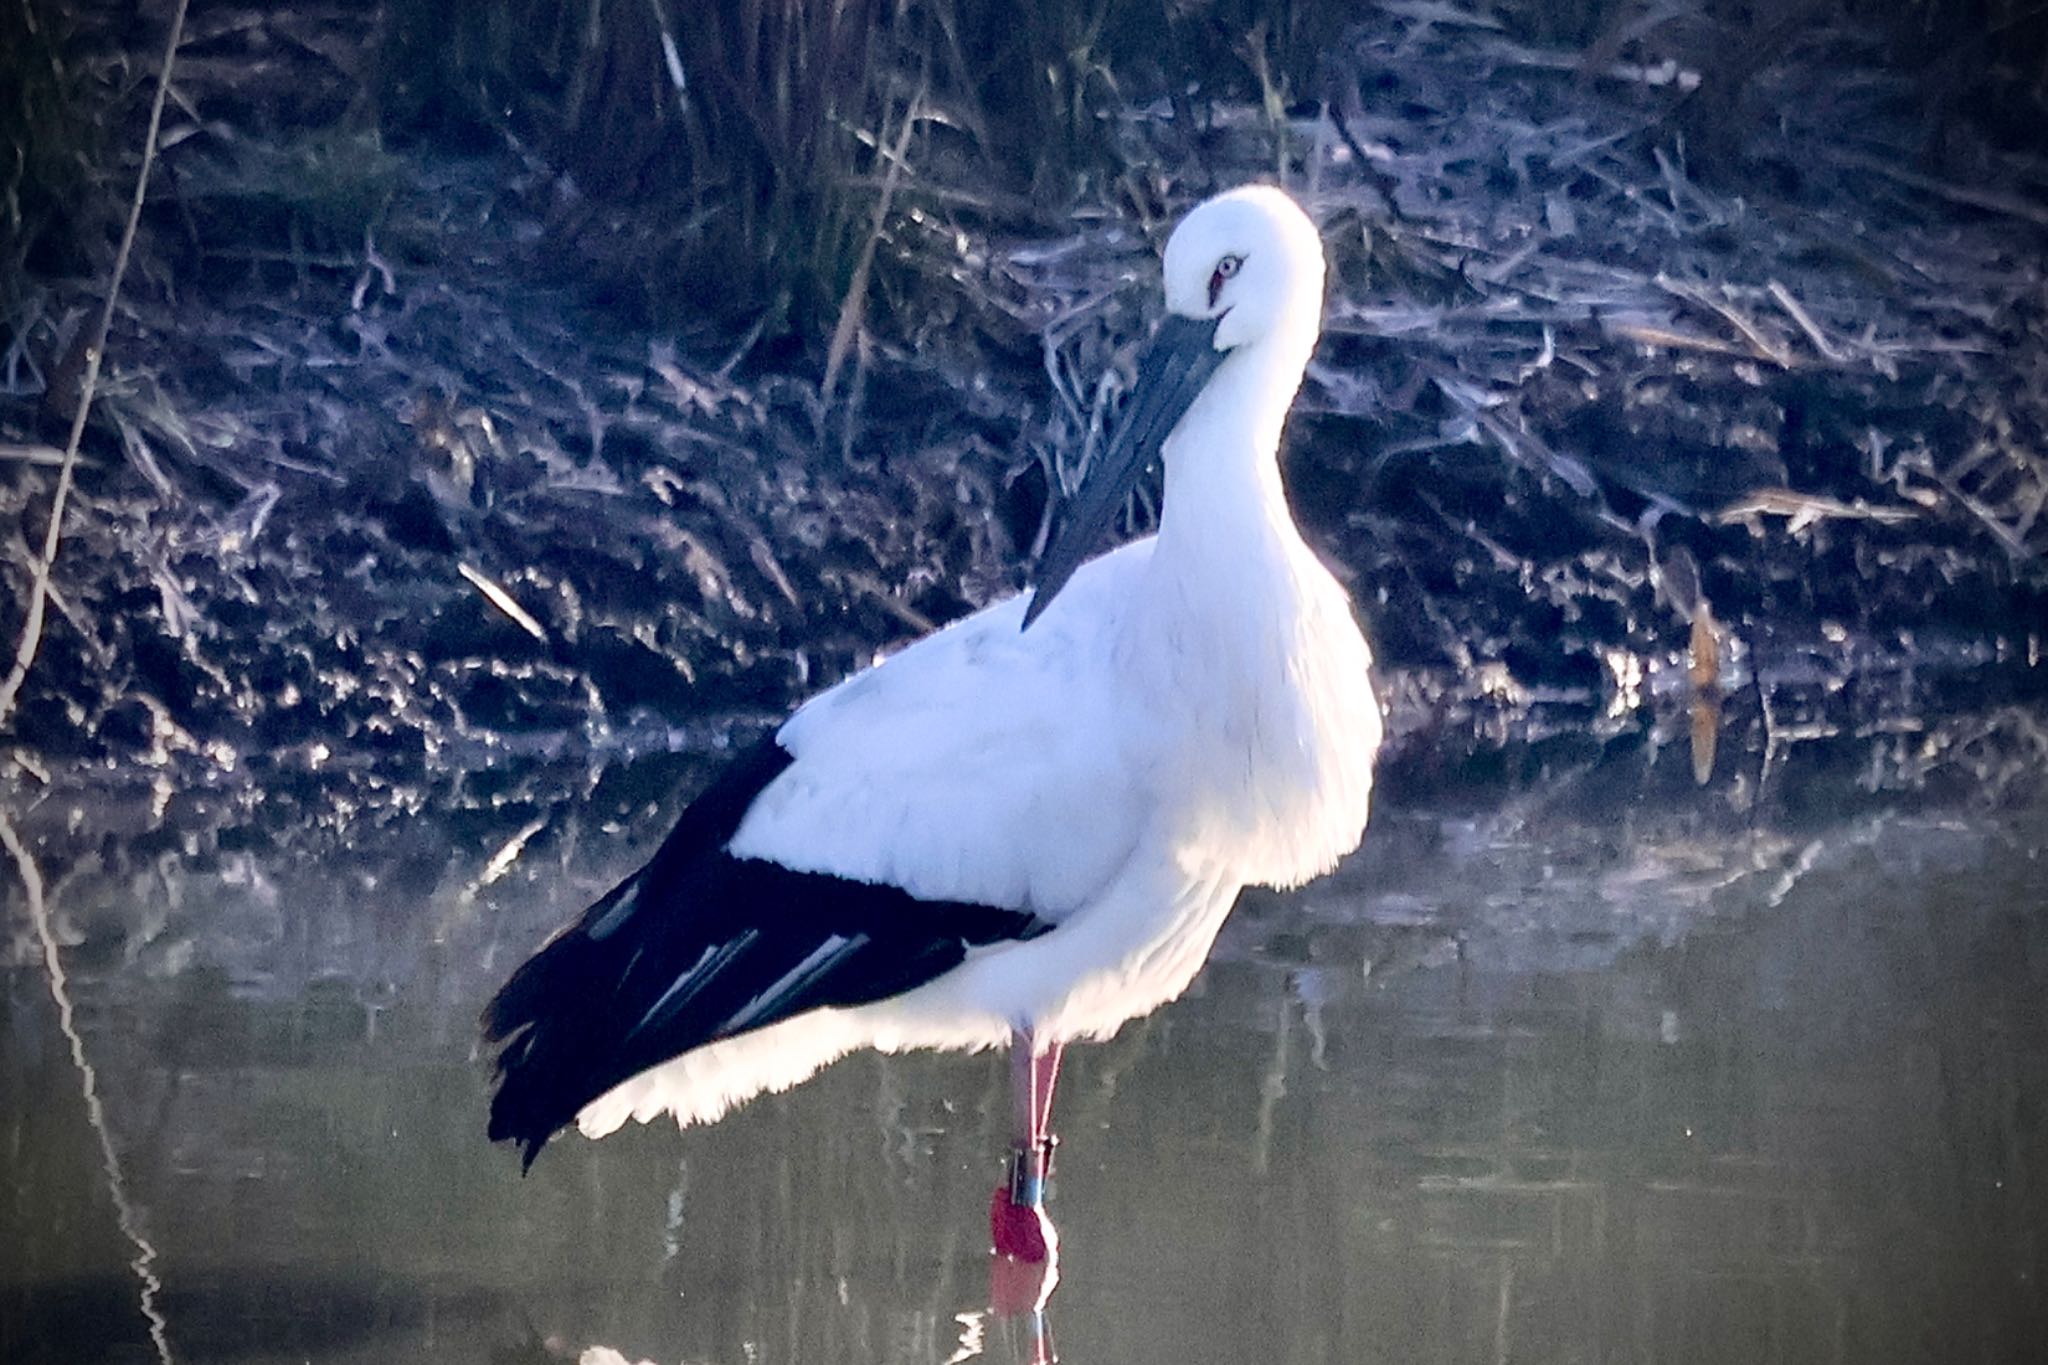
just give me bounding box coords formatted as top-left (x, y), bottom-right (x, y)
top-left (5, 739), bottom-right (2046, 1365)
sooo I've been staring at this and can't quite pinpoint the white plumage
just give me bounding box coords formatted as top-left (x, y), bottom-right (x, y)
top-left (489, 185), bottom-right (1382, 1191)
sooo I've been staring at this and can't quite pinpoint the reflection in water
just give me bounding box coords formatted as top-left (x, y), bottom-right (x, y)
top-left (0, 810), bottom-right (173, 1365)
top-left (4, 748), bottom-right (2047, 1365)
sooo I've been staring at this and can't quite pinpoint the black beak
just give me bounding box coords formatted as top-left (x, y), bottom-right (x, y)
top-left (1023, 314), bottom-right (1227, 630)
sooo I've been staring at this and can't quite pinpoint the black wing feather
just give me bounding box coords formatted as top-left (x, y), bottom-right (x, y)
top-left (482, 734), bottom-right (1049, 1169)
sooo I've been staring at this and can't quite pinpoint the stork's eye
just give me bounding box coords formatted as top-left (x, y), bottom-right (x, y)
top-left (1207, 254), bottom-right (1244, 306)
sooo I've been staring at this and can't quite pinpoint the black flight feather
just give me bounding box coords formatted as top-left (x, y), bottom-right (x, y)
top-left (482, 734), bottom-right (1051, 1170)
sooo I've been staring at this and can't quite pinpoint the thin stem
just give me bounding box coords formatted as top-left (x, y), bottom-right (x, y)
top-left (0, 0), bottom-right (192, 731)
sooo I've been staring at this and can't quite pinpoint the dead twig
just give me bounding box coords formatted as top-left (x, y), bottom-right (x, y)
top-left (1654, 274), bottom-right (1795, 367)
top-left (823, 87), bottom-right (923, 410)
top-left (1828, 147), bottom-right (2048, 230)
top-left (1765, 279), bottom-right (1850, 364)
top-left (1715, 487), bottom-right (1919, 534)
top-left (0, 0), bottom-right (192, 732)
top-left (0, 442), bottom-right (73, 466)
top-left (458, 563), bottom-right (549, 642)
top-left (349, 226), bottom-right (398, 311)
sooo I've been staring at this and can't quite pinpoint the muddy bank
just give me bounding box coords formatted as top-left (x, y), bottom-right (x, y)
top-left (2, 5), bottom-right (2043, 803)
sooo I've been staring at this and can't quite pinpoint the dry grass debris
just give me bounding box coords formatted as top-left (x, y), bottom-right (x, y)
top-left (0, 2), bottom-right (2040, 820)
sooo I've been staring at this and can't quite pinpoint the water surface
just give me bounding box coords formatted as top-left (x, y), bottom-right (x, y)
top-left (4, 733), bottom-right (2045, 1365)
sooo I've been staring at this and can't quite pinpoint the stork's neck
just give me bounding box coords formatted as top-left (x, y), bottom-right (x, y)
top-left (1128, 321), bottom-right (1379, 893)
top-left (1154, 335), bottom-right (1315, 573)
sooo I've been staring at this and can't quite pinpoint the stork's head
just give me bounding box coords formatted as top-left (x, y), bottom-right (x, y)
top-left (1024, 185), bottom-right (1326, 630)
top-left (1160, 183), bottom-right (1327, 355)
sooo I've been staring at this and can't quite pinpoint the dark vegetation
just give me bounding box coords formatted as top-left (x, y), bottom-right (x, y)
top-left (2, 0), bottom-right (2045, 843)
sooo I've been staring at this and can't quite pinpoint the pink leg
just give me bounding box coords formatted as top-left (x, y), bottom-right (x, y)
top-left (1006, 1035), bottom-right (1064, 1206)
top-left (1030, 1040), bottom-right (1065, 1139)
top-left (1009, 1037), bottom-right (1066, 1143)
top-left (991, 1032), bottom-right (1065, 1265)
top-left (1009, 1039), bottom-right (1035, 1143)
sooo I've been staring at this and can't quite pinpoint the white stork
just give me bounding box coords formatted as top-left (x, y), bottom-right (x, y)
top-left (483, 184), bottom-right (1381, 1263)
